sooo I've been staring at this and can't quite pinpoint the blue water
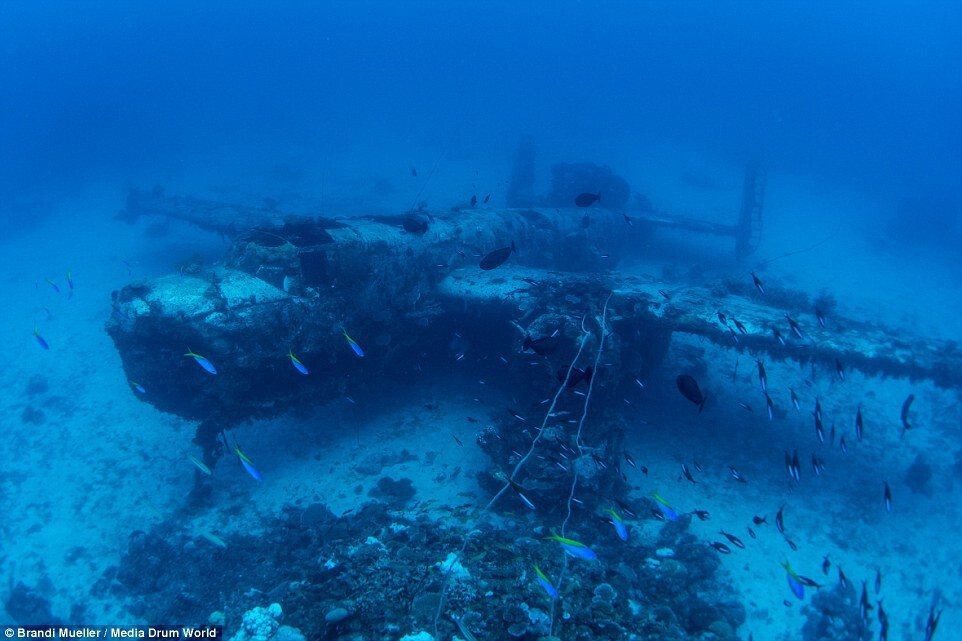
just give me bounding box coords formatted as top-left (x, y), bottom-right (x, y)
top-left (1, 3), bottom-right (960, 640)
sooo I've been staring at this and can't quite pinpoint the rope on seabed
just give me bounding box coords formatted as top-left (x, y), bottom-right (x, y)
top-left (752, 233), bottom-right (835, 269)
top-left (409, 146), bottom-right (447, 212)
top-left (432, 295), bottom-right (612, 640)
top-left (550, 292), bottom-right (612, 635)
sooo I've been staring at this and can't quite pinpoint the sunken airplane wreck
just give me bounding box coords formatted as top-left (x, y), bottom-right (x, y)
top-left (108, 180), bottom-right (962, 504)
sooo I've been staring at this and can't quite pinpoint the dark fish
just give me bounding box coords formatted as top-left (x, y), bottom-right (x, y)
top-left (786, 538), bottom-right (798, 551)
top-left (523, 335), bottom-right (560, 356)
top-left (691, 509), bottom-right (711, 521)
top-left (591, 453), bottom-right (608, 470)
top-left (717, 311), bottom-right (728, 325)
top-left (835, 359), bottom-right (845, 382)
top-left (792, 450), bottom-right (801, 481)
top-left (557, 365), bottom-right (592, 388)
top-left (822, 556), bottom-right (831, 575)
top-left (859, 582), bottom-right (873, 625)
top-left (719, 530), bottom-right (745, 549)
top-left (790, 388), bottom-right (801, 411)
top-left (765, 393), bottom-right (774, 420)
top-left (775, 505), bottom-right (785, 534)
top-left (884, 482), bottom-right (892, 513)
top-left (785, 314), bottom-right (804, 339)
top-left (470, 194), bottom-right (477, 207)
top-left (650, 508), bottom-right (665, 521)
top-left (838, 567), bottom-right (849, 590)
top-left (733, 318), bottom-right (748, 334)
top-left (757, 360), bottom-right (767, 392)
top-left (659, 289), bottom-right (672, 300)
top-left (508, 409), bottom-right (527, 423)
top-left (814, 398), bottom-right (823, 423)
top-left (681, 463), bottom-right (697, 484)
top-left (772, 326), bottom-right (786, 347)
top-left (483, 193), bottom-right (491, 204)
top-left (614, 500), bottom-right (636, 519)
top-left (402, 216), bottom-right (429, 233)
top-left (641, 465), bottom-right (649, 476)
top-left (811, 453), bottom-right (824, 476)
top-left (410, 165), bottom-right (418, 177)
top-left (855, 403), bottom-right (864, 442)
top-left (815, 415), bottom-right (825, 444)
top-left (738, 402), bottom-right (753, 412)
top-left (574, 192), bottom-right (601, 207)
top-left (747, 527), bottom-right (757, 539)
top-left (752, 515), bottom-right (767, 526)
top-left (730, 466), bottom-right (747, 483)
top-left (676, 375), bottom-right (706, 411)
top-left (812, 307), bottom-right (827, 330)
top-left (901, 394), bottom-right (915, 434)
top-left (479, 241), bottom-right (515, 270)
top-left (693, 460), bottom-right (704, 473)
top-left (710, 542), bottom-right (731, 554)
top-left (830, 423), bottom-right (836, 446)
top-left (925, 604), bottom-right (942, 641)
top-left (452, 434), bottom-right (463, 446)
top-left (878, 600), bottom-right (890, 641)
top-left (509, 480), bottom-right (536, 510)
top-left (796, 575), bottom-right (822, 589)
top-left (623, 213), bottom-right (633, 225)
top-left (751, 272), bottom-right (765, 294)
top-left (875, 568), bottom-right (882, 594)
top-left (840, 435), bottom-right (848, 454)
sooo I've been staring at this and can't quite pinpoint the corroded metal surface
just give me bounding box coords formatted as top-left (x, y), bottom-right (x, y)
top-left (108, 191), bottom-right (961, 457)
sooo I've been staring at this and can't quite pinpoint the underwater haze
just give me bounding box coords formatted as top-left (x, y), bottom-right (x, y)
top-left (1, 2), bottom-right (961, 641)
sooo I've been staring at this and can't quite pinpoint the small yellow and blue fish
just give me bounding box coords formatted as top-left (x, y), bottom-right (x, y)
top-left (233, 444), bottom-right (262, 481)
top-left (185, 347), bottom-right (217, 375)
top-left (129, 380), bottom-right (146, 394)
top-left (288, 349), bottom-right (309, 375)
top-left (545, 533), bottom-right (597, 560)
top-left (198, 529), bottom-right (227, 549)
top-left (44, 278), bottom-right (61, 294)
top-left (188, 454), bottom-right (212, 476)
top-left (66, 271), bottom-right (74, 299)
top-left (33, 327), bottom-right (50, 350)
top-left (534, 565), bottom-right (558, 600)
top-left (651, 490), bottom-right (679, 521)
top-left (606, 508), bottom-right (628, 541)
top-left (782, 560), bottom-right (805, 600)
top-left (343, 330), bottom-right (365, 357)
